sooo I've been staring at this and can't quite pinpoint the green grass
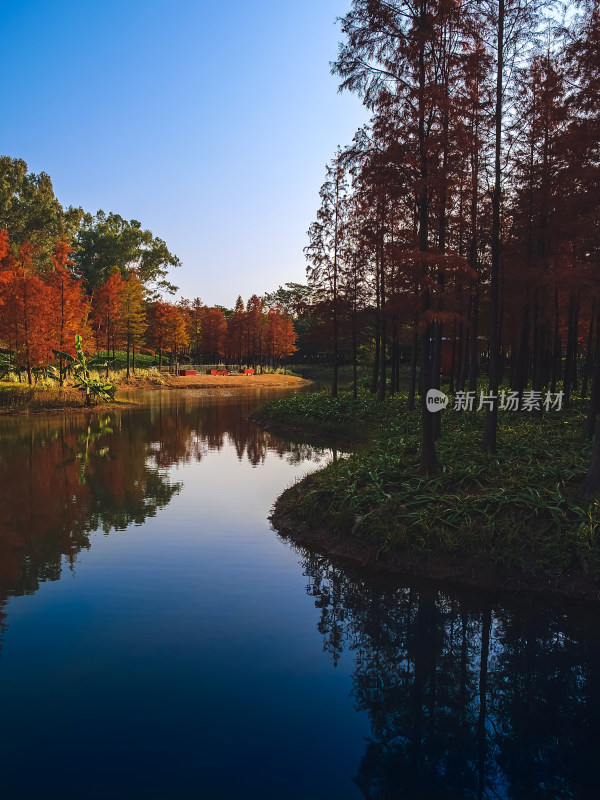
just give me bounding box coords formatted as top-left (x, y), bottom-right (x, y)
top-left (91, 350), bottom-right (164, 371)
top-left (285, 363), bottom-right (374, 387)
top-left (266, 389), bottom-right (600, 584)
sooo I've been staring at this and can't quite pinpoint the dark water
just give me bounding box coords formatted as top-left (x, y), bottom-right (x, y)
top-left (0, 390), bottom-right (597, 800)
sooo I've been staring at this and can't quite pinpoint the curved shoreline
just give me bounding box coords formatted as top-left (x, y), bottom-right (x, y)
top-left (270, 477), bottom-right (600, 607)
top-left (247, 411), bottom-right (359, 449)
top-left (251, 400), bottom-right (600, 608)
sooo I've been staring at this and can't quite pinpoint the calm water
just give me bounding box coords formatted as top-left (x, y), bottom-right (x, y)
top-left (0, 389), bottom-right (598, 800)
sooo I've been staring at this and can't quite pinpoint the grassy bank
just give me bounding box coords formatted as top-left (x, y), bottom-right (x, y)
top-left (0, 382), bottom-right (136, 413)
top-left (0, 372), bottom-right (307, 413)
top-left (264, 390), bottom-right (600, 603)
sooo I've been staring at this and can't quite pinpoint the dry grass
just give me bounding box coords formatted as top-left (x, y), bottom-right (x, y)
top-left (120, 373), bottom-right (308, 390)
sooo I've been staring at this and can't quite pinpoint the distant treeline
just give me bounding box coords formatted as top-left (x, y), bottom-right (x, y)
top-left (0, 156), bottom-right (297, 381)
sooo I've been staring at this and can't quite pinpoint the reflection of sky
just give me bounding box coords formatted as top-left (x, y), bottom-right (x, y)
top-left (1, 393), bottom-right (598, 798)
top-left (0, 401), bottom-right (368, 800)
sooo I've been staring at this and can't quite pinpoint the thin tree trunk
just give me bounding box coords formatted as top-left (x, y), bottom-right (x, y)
top-left (469, 286), bottom-right (480, 395)
top-left (407, 322), bottom-right (418, 410)
top-left (483, 0), bottom-right (504, 452)
top-left (551, 287), bottom-right (560, 392)
top-left (378, 213), bottom-right (386, 403)
top-left (418, 6), bottom-right (436, 473)
top-left (564, 294), bottom-right (579, 409)
top-left (515, 302), bottom-right (530, 397)
top-left (584, 312), bottom-right (600, 440)
top-left (371, 317), bottom-right (380, 395)
top-left (449, 319), bottom-right (457, 394)
top-left (106, 320), bottom-right (110, 380)
top-left (582, 301), bottom-right (595, 399)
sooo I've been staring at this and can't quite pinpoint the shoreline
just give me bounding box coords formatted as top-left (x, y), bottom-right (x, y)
top-left (0, 374), bottom-right (308, 415)
top-left (254, 394), bottom-right (600, 608)
top-left (120, 373), bottom-right (307, 390)
top-left (271, 485), bottom-right (600, 608)
top-left (247, 411), bottom-right (360, 449)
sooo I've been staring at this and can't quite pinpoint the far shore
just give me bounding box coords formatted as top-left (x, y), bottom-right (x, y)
top-left (119, 373), bottom-right (308, 390)
top-left (0, 373), bottom-right (309, 415)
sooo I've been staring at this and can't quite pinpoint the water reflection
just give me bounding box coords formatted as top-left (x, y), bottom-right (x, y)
top-left (2, 390), bottom-right (594, 799)
top-left (0, 391), bottom-right (327, 610)
top-left (298, 546), bottom-right (599, 800)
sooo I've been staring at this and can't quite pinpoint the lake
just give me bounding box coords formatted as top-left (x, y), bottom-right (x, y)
top-left (0, 389), bottom-right (597, 800)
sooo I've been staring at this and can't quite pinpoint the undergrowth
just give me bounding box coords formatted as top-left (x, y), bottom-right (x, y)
top-left (267, 389), bottom-right (600, 580)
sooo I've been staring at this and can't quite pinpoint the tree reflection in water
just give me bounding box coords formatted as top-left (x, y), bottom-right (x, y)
top-left (298, 546), bottom-right (598, 800)
top-left (0, 393), bottom-right (328, 608)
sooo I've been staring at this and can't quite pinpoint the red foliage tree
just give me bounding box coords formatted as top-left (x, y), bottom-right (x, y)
top-left (201, 307), bottom-right (227, 363)
top-left (47, 236), bottom-right (90, 384)
top-left (0, 240), bottom-right (53, 383)
top-left (91, 267), bottom-right (125, 372)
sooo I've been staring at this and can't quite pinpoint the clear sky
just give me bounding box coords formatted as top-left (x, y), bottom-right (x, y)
top-left (3, 0), bottom-right (367, 307)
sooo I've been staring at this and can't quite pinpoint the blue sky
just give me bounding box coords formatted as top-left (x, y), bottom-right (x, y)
top-left (3, 0), bottom-right (367, 306)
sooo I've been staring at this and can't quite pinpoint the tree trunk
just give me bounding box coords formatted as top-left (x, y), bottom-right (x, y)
top-left (564, 294), bottom-right (579, 409)
top-left (581, 432), bottom-right (600, 498)
top-left (352, 318), bottom-right (358, 400)
top-left (418, 7), bottom-right (436, 473)
top-left (469, 286), bottom-right (480, 395)
top-left (449, 319), bottom-right (457, 394)
top-left (551, 287), bottom-right (560, 392)
top-left (106, 321), bottom-right (110, 379)
top-left (582, 301), bottom-right (595, 399)
top-left (483, 0), bottom-right (504, 453)
top-left (407, 322), bottom-right (418, 411)
top-left (584, 312), bottom-right (600, 440)
top-left (378, 217), bottom-right (386, 403)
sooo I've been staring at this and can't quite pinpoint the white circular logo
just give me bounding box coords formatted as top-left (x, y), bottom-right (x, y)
top-left (426, 389), bottom-right (449, 412)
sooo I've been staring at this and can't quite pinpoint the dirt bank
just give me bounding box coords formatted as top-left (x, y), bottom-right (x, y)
top-left (118, 373), bottom-right (308, 390)
top-left (271, 483), bottom-right (600, 609)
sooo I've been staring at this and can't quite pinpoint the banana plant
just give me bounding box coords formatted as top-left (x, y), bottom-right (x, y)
top-left (53, 335), bottom-right (116, 406)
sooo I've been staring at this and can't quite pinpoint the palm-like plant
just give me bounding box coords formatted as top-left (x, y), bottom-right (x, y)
top-left (53, 335), bottom-right (116, 406)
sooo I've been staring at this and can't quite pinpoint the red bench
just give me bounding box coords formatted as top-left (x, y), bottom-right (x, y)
top-left (243, 369), bottom-right (255, 375)
top-left (209, 369), bottom-right (229, 376)
top-left (178, 370), bottom-right (197, 376)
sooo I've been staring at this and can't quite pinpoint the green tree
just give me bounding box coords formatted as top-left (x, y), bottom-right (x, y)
top-left (305, 148), bottom-right (349, 398)
top-left (74, 210), bottom-right (180, 295)
top-left (0, 156), bottom-right (83, 272)
top-left (119, 272), bottom-right (146, 379)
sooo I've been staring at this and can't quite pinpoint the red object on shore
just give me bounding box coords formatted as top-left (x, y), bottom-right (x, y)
top-left (210, 369), bottom-right (229, 375)
top-left (179, 370), bottom-right (197, 376)
top-left (243, 369), bottom-right (255, 375)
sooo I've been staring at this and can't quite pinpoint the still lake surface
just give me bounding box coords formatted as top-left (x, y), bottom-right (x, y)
top-left (0, 388), bottom-right (598, 800)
